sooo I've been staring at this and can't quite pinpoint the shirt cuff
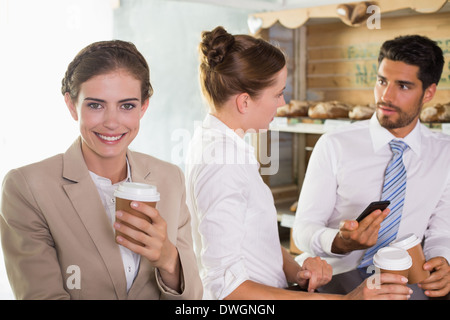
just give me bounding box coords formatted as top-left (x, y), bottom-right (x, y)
top-left (155, 268), bottom-right (185, 296)
top-left (217, 261), bottom-right (249, 300)
top-left (319, 228), bottom-right (349, 257)
top-left (424, 247), bottom-right (450, 266)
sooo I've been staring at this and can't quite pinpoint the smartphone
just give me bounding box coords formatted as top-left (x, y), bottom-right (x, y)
top-left (355, 200), bottom-right (390, 222)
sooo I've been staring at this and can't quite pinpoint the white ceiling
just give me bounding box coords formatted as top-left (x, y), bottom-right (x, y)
top-left (171, 0), bottom-right (356, 11)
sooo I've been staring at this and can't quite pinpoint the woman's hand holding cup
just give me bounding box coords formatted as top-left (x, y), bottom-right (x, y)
top-left (114, 182), bottom-right (181, 291)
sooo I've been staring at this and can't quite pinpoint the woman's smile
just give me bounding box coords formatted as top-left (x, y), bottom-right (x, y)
top-left (95, 132), bottom-right (127, 143)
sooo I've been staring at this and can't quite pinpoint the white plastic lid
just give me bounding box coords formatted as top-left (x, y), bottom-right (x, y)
top-left (114, 182), bottom-right (160, 202)
top-left (373, 247), bottom-right (412, 271)
top-left (390, 233), bottom-right (421, 250)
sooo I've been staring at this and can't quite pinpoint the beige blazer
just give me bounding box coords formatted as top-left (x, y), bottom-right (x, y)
top-left (0, 138), bottom-right (203, 300)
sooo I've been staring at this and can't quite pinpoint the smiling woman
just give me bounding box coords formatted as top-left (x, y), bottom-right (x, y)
top-left (64, 68), bottom-right (149, 182)
top-left (0, 40), bottom-right (202, 300)
top-left (0, 0), bottom-right (115, 300)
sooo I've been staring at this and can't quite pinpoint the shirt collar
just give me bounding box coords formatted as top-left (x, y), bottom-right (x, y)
top-left (89, 157), bottom-right (132, 186)
top-left (369, 113), bottom-right (422, 156)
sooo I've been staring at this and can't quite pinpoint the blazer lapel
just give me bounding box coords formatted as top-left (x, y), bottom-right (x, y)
top-left (127, 149), bottom-right (154, 184)
top-left (62, 138), bottom-right (128, 299)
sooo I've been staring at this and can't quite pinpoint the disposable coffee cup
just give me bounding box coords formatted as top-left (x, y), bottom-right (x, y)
top-left (114, 182), bottom-right (160, 246)
top-left (373, 247), bottom-right (412, 278)
top-left (390, 233), bottom-right (430, 284)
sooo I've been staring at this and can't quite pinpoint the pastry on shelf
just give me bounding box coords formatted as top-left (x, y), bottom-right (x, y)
top-left (349, 103), bottom-right (376, 120)
top-left (336, 3), bottom-right (353, 26)
top-left (276, 100), bottom-right (309, 117)
top-left (350, 1), bottom-right (374, 26)
top-left (289, 100), bottom-right (310, 117)
top-left (420, 103), bottom-right (450, 123)
top-left (308, 101), bottom-right (351, 119)
top-left (276, 104), bottom-right (291, 117)
top-left (336, 1), bottom-right (374, 27)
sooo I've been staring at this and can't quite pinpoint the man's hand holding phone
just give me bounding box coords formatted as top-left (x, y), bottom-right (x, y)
top-left (331, 201), bottom-right (390, 254)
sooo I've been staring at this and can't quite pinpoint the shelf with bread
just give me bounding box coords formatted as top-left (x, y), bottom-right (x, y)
top-left (270, 100), bottom-right (450, 135)
top-left (269, 99), bottom-right (450, 255)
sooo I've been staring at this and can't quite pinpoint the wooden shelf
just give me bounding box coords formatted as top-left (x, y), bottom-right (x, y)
top-left (270, 117), bottom-right (450, 135)
top-left (270, 117), bottom-right (352, 134)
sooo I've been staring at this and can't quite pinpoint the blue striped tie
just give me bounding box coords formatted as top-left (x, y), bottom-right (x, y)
top-left (359, 139), bottom-right (408, 268)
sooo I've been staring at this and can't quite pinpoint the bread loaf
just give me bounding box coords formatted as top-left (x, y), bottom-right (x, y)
top-left (276, 104), bottom-right (290, 117)
top-left (308, 101), bottom-right (350, 119)
top-left (276, 100), bottom-right (309, 117)
top-left (349, 103), bottom-right (376, 120)
top-left (288, 100), bottom-right (309, 117)
top-left (420, 103), bottom-right (450, 123)
top-left (336, 1), bottom-right (373, 27)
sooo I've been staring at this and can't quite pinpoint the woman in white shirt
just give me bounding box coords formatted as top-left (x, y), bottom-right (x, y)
top-left (185, 26), bottom-right (412, 300)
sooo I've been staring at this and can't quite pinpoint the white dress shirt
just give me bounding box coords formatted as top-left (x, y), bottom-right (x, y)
top-left (185, 114), bottom-right (287, 300)
top-left (89, 161), bottom-right (140, 292)
top-left (293, 113), bottom-right (450, 275)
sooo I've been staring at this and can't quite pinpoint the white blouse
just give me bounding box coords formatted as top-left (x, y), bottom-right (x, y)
top-left (185, 114), bottom-right (287, 300)
top-left (89, 163), bottom-right (140, 292)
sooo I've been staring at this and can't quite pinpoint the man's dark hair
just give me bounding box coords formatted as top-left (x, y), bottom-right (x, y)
top-left (378, 35), bottom-right (444, 89)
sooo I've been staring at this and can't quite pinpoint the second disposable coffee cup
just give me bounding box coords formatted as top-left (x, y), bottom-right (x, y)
top-left (390, 233), bottom-right (430, 284)
top-left (373, 247), bottom-right (412, 278)
top-left (114, 182), bottom-right (160, 246)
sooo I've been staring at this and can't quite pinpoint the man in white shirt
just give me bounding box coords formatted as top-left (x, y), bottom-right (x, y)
top-left (293, 35), bottom-right (450, 298)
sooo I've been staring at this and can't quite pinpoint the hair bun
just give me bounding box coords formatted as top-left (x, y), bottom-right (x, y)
top-left (206, 49), bottom-right (225, 69)
top-left (200, 26), bottom-right (235, 69)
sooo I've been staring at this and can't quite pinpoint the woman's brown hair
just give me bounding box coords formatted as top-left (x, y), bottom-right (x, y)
top-left (61, 40), bottom-right (153, 102)
top-left (199, 26), bottom-right (286, 110)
